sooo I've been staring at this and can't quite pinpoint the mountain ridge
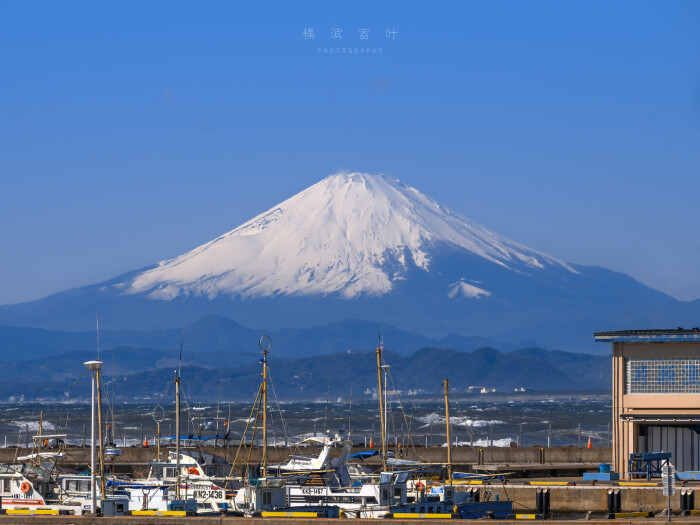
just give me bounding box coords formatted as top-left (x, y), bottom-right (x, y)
top-left (0, 344), bottom-right (610, 402)
top-left (0, 314), bottom-right (541, 360)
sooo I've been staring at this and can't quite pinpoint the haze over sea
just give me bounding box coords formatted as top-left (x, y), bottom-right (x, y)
top-left (0, 397), bottom-right (610, 450)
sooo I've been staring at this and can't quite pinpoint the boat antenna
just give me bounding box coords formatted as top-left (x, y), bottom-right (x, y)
top-left (96, 312), bottom-right (100, 361)
top-left (217, 370), bottom-right (223, 438)
top-left (348, 384), bottom-right (352, 434)
top-left (178, 323), bottom-right (185, 378)
top-left (111, 341), bottom-right (115, 438)
top-left (322, 372), bottom-right (331, 438)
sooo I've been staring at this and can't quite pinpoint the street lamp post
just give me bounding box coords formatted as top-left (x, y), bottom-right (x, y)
top-left (84, 360), bottom-right (103, 515)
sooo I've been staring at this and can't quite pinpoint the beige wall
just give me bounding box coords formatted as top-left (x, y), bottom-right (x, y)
top-left (612, 340), bottom-right (700, 476)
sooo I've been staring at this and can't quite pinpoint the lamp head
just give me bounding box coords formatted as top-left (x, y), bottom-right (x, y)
top-left (84, 360), bottom-right (103, 371)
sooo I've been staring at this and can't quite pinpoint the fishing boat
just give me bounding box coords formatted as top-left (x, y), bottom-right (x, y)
top-left (0, 450), bottom-right (129, 516)
top-left (266, 433), bottom-right (353, 484)
top-left (122, 367), bottom-right (239, 514)
top-left (137, 450), bottom-right (237, 514)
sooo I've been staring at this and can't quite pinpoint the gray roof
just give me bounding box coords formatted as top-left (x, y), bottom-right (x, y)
top-left (595, 327), bottom-right (700, 343)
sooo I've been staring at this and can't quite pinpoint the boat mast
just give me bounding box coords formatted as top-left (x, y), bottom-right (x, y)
top-left (175, 372), bottom-right (181, 499)
top-left (376, 341), bottom-right (387, 472)
top-left (175, 330), bottom-right (184, 500)
top-left (443, 378), bottom-right (452, 486)
top-left (259, 335), bottom-right (271, 475)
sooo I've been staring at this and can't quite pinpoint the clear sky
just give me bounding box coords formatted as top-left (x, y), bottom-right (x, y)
top-left (1, 0), bottom-right (699, 306)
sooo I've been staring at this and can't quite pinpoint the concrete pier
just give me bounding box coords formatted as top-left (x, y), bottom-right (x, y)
top-left (0, 445), bottom-right (612, 477)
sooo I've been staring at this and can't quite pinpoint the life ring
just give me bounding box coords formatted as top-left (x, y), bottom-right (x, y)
top-left (415, 481), bottom-right (425, 491)
top-left (20, 481), bottom-right (31, 494)
top-left (188, 467), bottom-right (198, 475)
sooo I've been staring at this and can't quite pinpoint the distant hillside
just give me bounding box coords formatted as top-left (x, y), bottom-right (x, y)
top-left (0, 314), bottom-right (536, 360)
top-left (0, 345), bottom-right (610, 402)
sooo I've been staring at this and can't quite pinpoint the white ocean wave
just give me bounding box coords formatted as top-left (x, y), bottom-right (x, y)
top-left (415, 413), bottom-right (504, 428)
top-left (452, 437), bottom-right (515, 447)
top-left (11, 421), bottom-right (56, 432)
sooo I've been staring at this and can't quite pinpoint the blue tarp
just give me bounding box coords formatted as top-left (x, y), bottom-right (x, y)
top-left (349, 451), bottom-right (378, 459)
top-left (348, 450), bottom-right (396, 460)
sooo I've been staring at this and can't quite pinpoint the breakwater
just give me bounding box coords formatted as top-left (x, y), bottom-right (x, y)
top-left (0, 445), bottom-right (611, 477)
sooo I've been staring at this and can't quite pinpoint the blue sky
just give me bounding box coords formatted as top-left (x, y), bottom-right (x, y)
top-left (1, 0), bottom-right (699, 305)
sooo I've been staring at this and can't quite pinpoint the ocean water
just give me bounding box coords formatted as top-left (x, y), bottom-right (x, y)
top-left (0, 396), bottom-right (611, 449)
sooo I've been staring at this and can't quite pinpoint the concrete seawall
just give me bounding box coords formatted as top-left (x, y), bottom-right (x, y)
top-left (6, 445), bottom-right (662, 515)
top-left (0, 445), bottom-right (612, 475)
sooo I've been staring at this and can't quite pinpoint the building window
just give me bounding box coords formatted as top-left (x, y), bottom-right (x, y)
top-left (627, 358), bottom-right (700, 394)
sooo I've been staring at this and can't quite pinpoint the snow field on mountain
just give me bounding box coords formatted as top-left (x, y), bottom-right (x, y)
top-left (128, 172), bottom-right (576, 300)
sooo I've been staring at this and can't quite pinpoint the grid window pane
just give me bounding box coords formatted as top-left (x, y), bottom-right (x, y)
top-left (627, 358), bottom-right (700, 394)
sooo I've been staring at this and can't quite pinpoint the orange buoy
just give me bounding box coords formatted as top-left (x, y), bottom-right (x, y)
top-left (20, 481), bottom-right (31, 494)
top-left (415, 481), bottom-right (425, 491)
top-left (188, 467), bottom-right (198, 475)
top-left (587, 436), bottom-right (592, 448)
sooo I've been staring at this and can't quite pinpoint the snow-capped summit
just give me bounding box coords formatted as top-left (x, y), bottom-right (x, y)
top-left (126, 172), bottom-right (575, 300)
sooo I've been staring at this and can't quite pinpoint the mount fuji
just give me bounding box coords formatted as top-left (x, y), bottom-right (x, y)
top-left (1, 172), bottom-right (698, 351)
top-left (128, 173), bottom-right (576, 301)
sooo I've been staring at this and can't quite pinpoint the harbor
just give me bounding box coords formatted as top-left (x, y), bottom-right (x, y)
top-left (0, 441), bottom-right (697, 517)
top-left (0, 330), bottom-right (698, 520)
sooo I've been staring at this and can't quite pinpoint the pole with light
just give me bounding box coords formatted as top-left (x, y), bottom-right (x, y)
top-left (84, 360), bottom-right (103, 514)
top-left (376, 343), bottom-right (387, 472)
top-left (381, 364), bottom-right (391, 463)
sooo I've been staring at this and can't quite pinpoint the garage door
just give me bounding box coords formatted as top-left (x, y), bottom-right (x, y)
top-left (638, 425), bottom-right (700, 471)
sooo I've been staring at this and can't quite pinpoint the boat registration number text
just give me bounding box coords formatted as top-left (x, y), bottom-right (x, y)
top-left (193, 489), bottom-right (224, 500)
